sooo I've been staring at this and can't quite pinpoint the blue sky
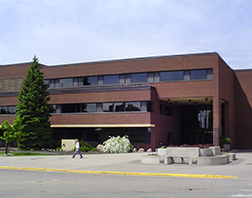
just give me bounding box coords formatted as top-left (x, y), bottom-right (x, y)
top-left (1, 0), bottom-right (252, 69)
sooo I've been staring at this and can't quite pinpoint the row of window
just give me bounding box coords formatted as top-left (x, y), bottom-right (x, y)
top-left (0, 102), bottom-right (155, 115)
top-left (45, 69), bottom-right (213, 88)
top-left (51, 101), bottom-right (151, 114)
top-left (0, 106), bottom-right (16, 114)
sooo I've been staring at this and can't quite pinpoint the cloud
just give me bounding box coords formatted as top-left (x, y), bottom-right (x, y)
top-left (0, 0), bottom-right (252, 69)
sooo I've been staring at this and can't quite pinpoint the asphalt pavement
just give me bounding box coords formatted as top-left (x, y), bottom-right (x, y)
top-left (0, 150), bottom-right (252, 179)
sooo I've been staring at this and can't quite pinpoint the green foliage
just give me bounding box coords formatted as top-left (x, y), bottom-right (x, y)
top-left (16, 56), bottom-right (53, 150)
top-left (79, 140), bottom-right (92, 152)
top-left (72, 140), bottom-right (93, 152)
top-left (221, 136), bottom-right (232, 146)
top-left (91, 148), bottom-right (99, 151)
top-left (0, 116), bottom-right (21, 143)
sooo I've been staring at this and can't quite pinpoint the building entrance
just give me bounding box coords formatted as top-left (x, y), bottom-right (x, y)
top-left (180, 105), bottom-right (213, 145)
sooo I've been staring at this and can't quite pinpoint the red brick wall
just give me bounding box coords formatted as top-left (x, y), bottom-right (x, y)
top-left (218, 57), bottom-right (235, 148)
top-left (234, 69), bottom-right (252, 148)
top-left (41, 53), bottom-right (217, 79)
top-left (50, 112), bottom-right (151, 125)
top-left (49, 89), bottom-right (151, 104)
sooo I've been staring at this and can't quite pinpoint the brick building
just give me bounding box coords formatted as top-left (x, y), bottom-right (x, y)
top-left (1, 52), bottom-right (252, 149)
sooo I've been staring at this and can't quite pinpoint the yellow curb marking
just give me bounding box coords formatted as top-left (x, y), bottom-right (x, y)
top-left (0, 166), bottom-right (238, 179)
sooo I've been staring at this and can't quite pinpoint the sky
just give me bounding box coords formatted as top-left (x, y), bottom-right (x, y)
top-left (0, 0), bottom-right (252, 69)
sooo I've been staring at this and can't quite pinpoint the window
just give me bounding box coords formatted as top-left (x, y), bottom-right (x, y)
top-left (48, 79), bottom-right (60, 88)
top-left (206, 69), bottom-right (213, 80)
top-left (60, 78), bottom-right (73, 87)
top-left (160, 71), bottom-right (184, 81)
top-left (103, 103), bottom-right (114, 112)
top-left (114, 102), bottom-right (125, 112)
top-left (0, 107), bottom-right (7, 114)
top-left (86, 103), bottom-right (97, 112)
top-left (147, 73), bottom-right (154, 82)
top-left (8, 106), bottom-right (16, 114)
top-left (191, 70), bottom-right (207, 80)
top-left (87, 76), bottom-right (98, 85)
top-left (198, 110), bottom-right (212, 129)
top-left (103, 75), bottom-right (119, 84)
top-left (184, 71), bottom-right (190, 81)
top-left (119, 75), bottom-right (125, 84)
top-left (160, 104), bottom-right (171, 115)
top-left (61, 104), bottom-right (76, 113)
top-left (125, 102), bottom-right (141, 111)
top-left (131, 73), bottom-right (148, 83)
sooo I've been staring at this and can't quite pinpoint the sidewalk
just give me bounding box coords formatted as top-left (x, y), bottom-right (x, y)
top-left (0, 150), bottom-right (252, 179)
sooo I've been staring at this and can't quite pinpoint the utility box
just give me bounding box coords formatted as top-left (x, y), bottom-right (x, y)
top-left (61, 139), bottom-right (75, 151)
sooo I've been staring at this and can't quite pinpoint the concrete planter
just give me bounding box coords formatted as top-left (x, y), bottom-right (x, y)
top-left (199, 148), bottom-right (212, 156)
top-left (157, 148), bottom-right (167, 156)
top-left (223, 144), bottom-right (230, 151)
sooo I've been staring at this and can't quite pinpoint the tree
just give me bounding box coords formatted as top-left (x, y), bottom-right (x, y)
top-left (16, 56), bottom-right (52, 150)
top-left (0, 116), bottom-right (21, 155)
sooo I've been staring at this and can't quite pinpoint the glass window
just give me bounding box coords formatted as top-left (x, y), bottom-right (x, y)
top-left (160, 104), bottom-right (171, 115)
top-left (86, 103), bottom-right (97, 112)
top-left (114, 102), bottom-right (125, 112)
top-left (73, 78), bottom-right (80, 86)
top-left (103, 103), bottom-right (114, 112)
top-left (97, 103), bottom-right (102, 112)
top-left (81, 103), bottom-right (88, 112)
top-left (207, 69), bottom-right (213, 80)
top-left (125, 102), bottom-right (141, 111)
top-left (131, 73), bottom-right (148, 83)
top-left (0, 107), bottom-right (7, 114)
top-left (140, 101), bottom-right (151, 112)
top-left (125, 74), bottom-right (131, 84)
top-left (54, 79), bottom-right (60, 87)
top-left (61, 104), bottom-right (76, 113)
top-left (119, 75), bottom-right (125, 84)
top-left (87, 76), bottom-right (98, 85)
top-left (191, 70), bottom-right (207, 80)
top-left (51, 105), bottom-right (57, 113)
top-left (164, 105), bottom-right (171, 115)
top-left (103, 75), bottom-right (119, 84)
top-left (184, 71), bottom-right (190, 81)
top-left (160, 71), bottom-right (184, 81)
top-left (60, 78), bottom-right (73, 87)
top-left (154, 72), bottom-right (160, 82)
top-left (8, 106), bottom-right (16, 114)
top-left (147, 73), bottom-right (154, 83)
top-left (44, 80), bottom-right (49, 85)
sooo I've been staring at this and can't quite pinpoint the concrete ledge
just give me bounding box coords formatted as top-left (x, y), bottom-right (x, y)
top-left (142, 147), bottom-right (235, 166)
top-left (141, 155), bottom-right (161, 164)
top-left (197, 155), bottom-right (229, 165)
top-left (229, 153), bottom-right (237, 162)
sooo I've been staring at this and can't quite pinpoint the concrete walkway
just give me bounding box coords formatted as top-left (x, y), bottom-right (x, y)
top-left (0, 150), bottom-right (252, 179)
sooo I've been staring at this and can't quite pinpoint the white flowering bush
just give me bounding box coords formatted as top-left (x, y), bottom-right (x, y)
top-left (103, 135), bottom-right (133, 153)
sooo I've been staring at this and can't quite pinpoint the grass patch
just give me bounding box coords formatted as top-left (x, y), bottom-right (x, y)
top-left (0, 152), bottom-right (53, 156)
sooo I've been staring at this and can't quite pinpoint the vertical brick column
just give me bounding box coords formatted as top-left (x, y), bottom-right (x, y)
top-left (213, 96), bottom-right (221, 146)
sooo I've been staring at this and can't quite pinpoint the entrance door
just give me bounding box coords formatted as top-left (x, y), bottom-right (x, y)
top-left (180, 105), bottom-right (213, 145)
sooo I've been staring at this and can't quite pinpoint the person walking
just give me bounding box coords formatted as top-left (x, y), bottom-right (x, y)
top-left (72, 139), bottom-right (83, 159)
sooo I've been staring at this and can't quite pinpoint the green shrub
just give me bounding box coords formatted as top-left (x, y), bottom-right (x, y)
top-left (80, 140), bottom-right (92, 151)
top-left (91, 148), bottom-right (99, 151)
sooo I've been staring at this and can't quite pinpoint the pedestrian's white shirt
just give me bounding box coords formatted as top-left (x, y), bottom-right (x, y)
top-left (76, 142), bottom-right (80, 149)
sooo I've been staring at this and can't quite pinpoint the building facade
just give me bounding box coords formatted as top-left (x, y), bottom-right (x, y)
top-left (0, 52), bottom-right (252, 149)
